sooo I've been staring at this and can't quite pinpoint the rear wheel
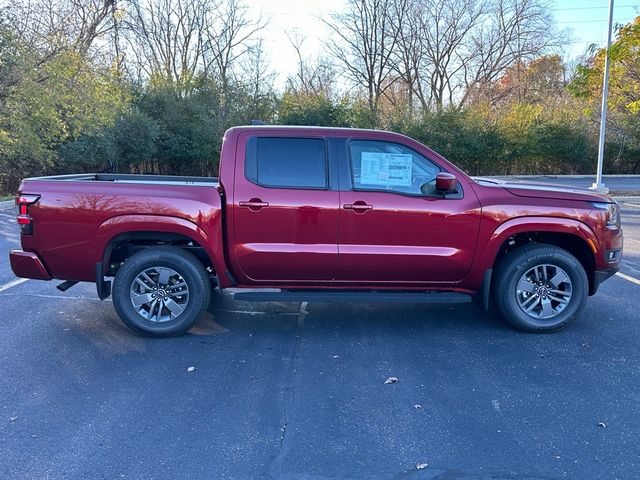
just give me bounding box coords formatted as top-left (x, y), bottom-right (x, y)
top-left (493, 244), bottom-right (588, 332)
top-left (112, 246), bottom-right (211, 336)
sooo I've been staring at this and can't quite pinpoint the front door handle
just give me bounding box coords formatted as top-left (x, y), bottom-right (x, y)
top-left (343, 201), bottom-right (373, 213)
top-left (239, 198), bottom-right (269, 211)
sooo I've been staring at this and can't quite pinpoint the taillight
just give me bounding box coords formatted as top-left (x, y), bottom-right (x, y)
top-left (15, 194), bottom-right (40, 235)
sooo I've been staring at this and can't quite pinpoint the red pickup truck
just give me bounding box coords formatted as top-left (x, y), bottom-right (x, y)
top-left (10, 126), bottom-right (623, 335)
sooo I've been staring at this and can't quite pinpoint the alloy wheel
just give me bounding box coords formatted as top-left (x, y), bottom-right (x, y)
top-left (129, 266), bottom-right (190, 323)
top-left (515, 264), bottom-right (573, 319)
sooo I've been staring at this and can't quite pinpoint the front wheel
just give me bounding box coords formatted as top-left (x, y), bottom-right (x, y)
top-left (112, 246), bottom-right (211, 337)
top-left (493, 245), bottom-right (588, 332)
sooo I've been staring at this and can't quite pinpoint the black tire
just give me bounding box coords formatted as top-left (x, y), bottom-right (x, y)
top-left (112, 246), bottom-right (211, 337)
top-left (493, 244), bottom-right (588, 332)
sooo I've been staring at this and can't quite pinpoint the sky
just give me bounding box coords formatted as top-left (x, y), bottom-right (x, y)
top-left (249, 0), bottom-right (640, 88)
top-left (553, 0), bottom-right (639, 56)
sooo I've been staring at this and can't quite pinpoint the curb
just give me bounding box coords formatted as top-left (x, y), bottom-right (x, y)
top-left (497, 174), bottom-right (640, 180)
top-left (616, 197), bottom-right (640, 207)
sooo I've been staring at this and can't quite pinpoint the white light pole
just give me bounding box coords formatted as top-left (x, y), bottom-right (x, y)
top-left (591, 0), bottom-right (615, 193)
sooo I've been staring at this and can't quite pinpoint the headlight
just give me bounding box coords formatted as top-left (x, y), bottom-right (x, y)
top-left (592, 202), bottom-right (620, 229)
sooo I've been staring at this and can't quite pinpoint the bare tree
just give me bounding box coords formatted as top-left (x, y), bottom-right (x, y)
top-left (1, 0), bottom-right (116, 59)
top-left (423, 0), bottom-right (486, 110)
top-left (203, 0), bottom-right (266, 92)
top-left (123, 0), bottom-right (212, 89)
top-left (286, 32), bottom-right (336, 97)
top-left (240, 38), bottom-right (275, 113)
top-left (393, 0), bottom-right (486, 112)
top-left (461, 0), bottom-right (562, 106)
top-left (72, 0), bottom-right (117, 53)
top-left (324, 0), bottom-right (408, 114)
top-left (334, 0), bottom-right (562, 111)
top-left (122, 0), bottom-right (264, 95)
top-left (393, 0), bottom-right (425, 112)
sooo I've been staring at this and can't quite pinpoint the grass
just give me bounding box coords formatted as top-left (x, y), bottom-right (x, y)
top-left (0, 195), bottom-right (14, 202)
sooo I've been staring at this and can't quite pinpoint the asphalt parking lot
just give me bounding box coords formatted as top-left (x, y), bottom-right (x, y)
top-left (1, 198), bottom-right (639, 480)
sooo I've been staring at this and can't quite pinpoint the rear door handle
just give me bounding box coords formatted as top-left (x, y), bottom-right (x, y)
top-left (239, 199), bottom-right (269, 211)
top-left (343, 201), bottom-right (373, 213)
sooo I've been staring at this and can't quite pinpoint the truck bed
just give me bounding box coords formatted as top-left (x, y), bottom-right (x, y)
top-left (24, 173), bottom-right (220, 187)
top-left (17, 173), bottom-right (224, 283)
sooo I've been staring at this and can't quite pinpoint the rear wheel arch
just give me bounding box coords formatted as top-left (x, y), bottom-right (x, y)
top-left (94, 214), bottom-right (227, 283)
top-left (102, 231), bottom-right (215, 281)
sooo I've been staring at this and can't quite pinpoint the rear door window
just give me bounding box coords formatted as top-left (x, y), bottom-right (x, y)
top-left (246, 137), bottom-right (328, 189)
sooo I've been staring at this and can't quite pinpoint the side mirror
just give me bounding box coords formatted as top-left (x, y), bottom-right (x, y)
top-left (435, 172), bottom-right (458, 193)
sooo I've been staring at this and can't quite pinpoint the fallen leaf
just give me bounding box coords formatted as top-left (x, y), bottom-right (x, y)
top-left (416, 463), bottom-right (428, 470)
top-left (332, 355), bottom-right (340, 359)
top-left (598, 422), bottom-right (606, 428)
top-left (9, 416), bottom-right (17, 422)
top-left (414, 404), bottom-right (422, 410)
top-left (384, 376), bottom-right (399, 384)
top-left (186, 367), bottom-right (196, 372)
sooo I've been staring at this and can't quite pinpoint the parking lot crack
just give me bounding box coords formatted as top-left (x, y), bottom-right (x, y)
top-left (279, 422), bottom-right (288, 445)
top-left (265, 303), bottom-right (305, 479)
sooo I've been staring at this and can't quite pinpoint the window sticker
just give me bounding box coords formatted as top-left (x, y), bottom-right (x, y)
top-left (360, 152), bottom-right (412, 187)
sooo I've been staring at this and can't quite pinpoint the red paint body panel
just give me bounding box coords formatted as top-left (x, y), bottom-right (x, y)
top-left (337, 187), bottom-right (481, 283)
top-left (15, 179), bottom-right (227, 283)
top-left (10, 125), bottom-right (622, 296)
top-left (9, 250), bottom-right (51, 280)
top-left (229, 130), bottom-right (339, 283)
top-left (463, 182), bottom-right (622, 290)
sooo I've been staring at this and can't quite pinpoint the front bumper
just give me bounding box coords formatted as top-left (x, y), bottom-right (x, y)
top-left (591, 267), bottom-right (619, 295)
top-left (590, 222), bottom-right (623, 295)
top-left (9, 250), bottom-right (51, 280)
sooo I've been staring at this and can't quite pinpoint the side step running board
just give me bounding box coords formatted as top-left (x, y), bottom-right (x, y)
top-left (230, 289), bottom-right (472, 304)
top-left (56, 280), bottom-right (78, 292)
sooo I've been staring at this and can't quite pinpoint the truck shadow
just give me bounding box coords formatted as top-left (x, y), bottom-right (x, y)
top-left (201, 290), bottom-right (506, 338)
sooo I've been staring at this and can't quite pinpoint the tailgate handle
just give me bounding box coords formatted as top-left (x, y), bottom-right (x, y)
top-left (239, 199), bottom-right (269, 211)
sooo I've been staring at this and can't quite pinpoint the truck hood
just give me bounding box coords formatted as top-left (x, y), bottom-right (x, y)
top-left (472, 177), bottom-right (614, 203)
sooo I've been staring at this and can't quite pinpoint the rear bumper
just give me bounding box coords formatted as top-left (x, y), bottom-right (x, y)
top-left (9, 250), bottom-right (51, 280)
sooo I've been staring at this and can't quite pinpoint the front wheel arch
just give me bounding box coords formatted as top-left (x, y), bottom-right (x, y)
top-left (492, 231), bottom-right (596, 295)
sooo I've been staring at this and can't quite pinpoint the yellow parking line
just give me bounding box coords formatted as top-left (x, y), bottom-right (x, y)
top-left (616, 272), bottom-right (640, 286)
top-left (0, 278), bottom-right (29, 292)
